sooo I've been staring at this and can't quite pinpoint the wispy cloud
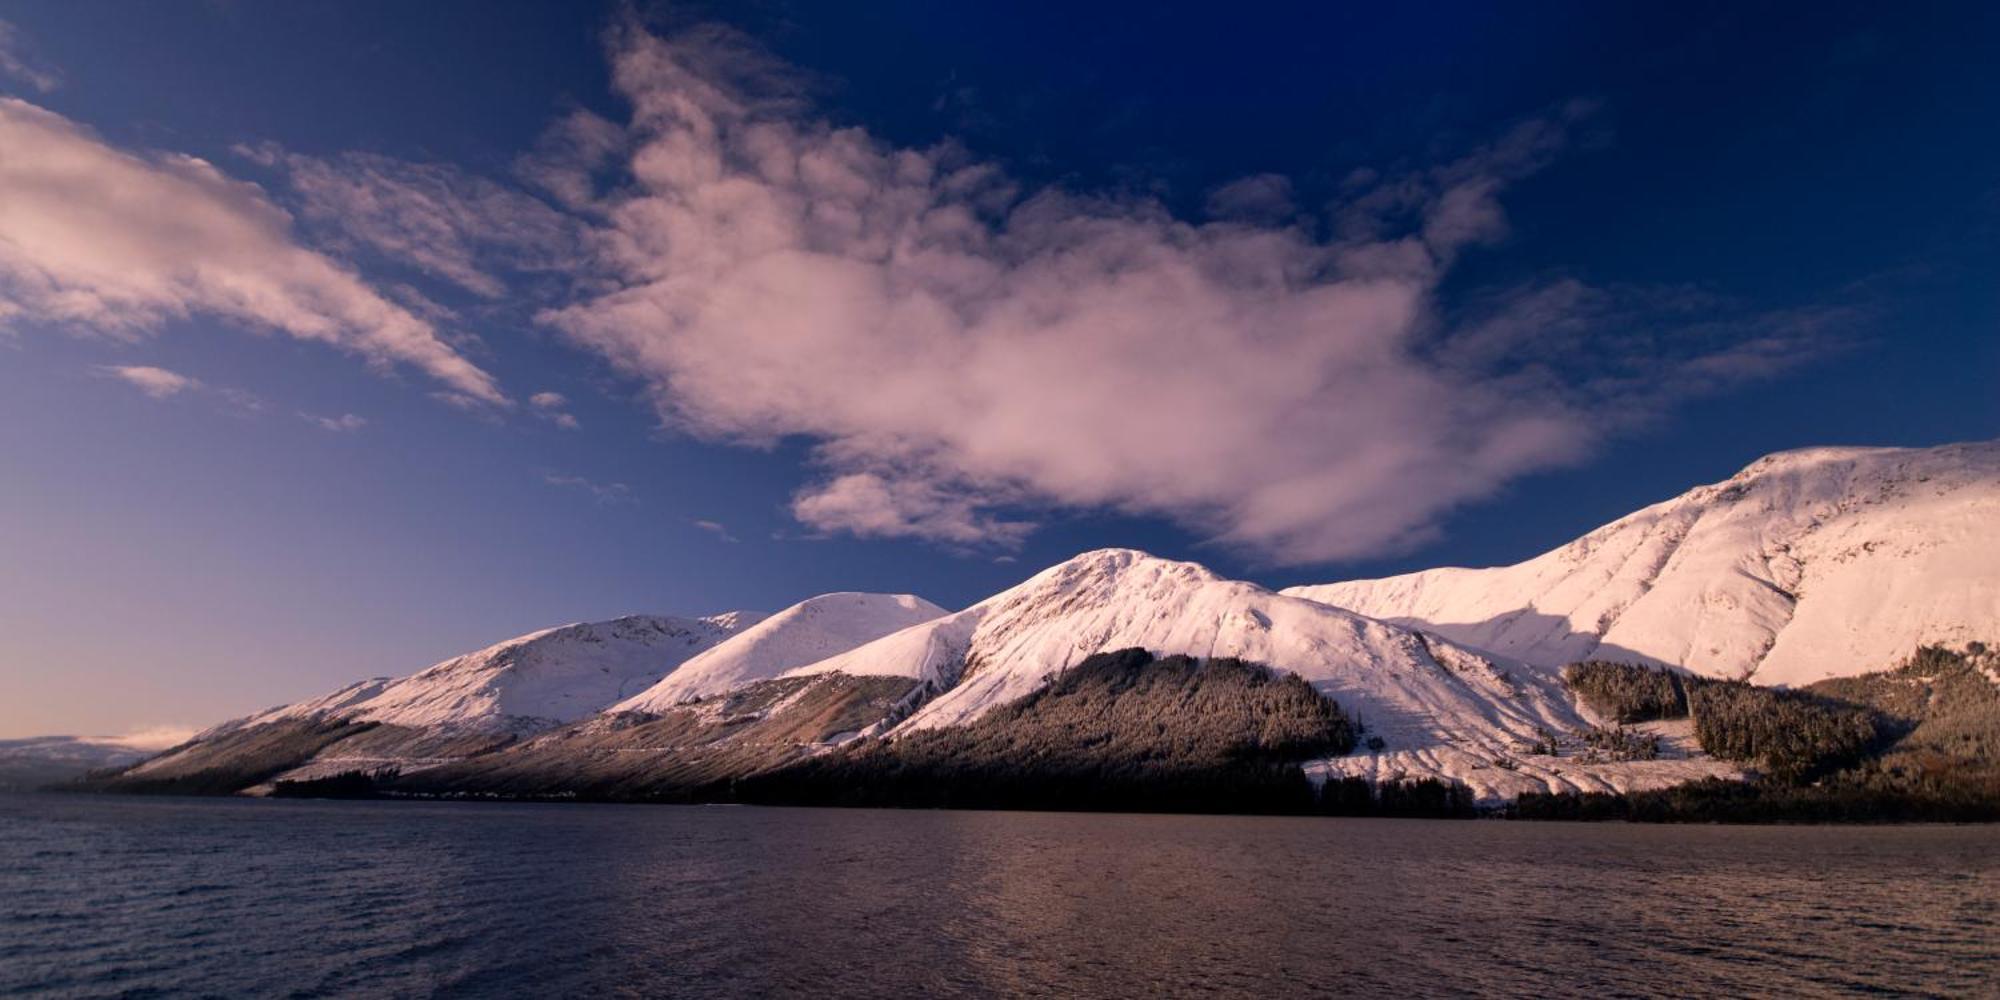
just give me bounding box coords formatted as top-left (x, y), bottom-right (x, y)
top-left (543, 473), bottom-right (635, 505)
top-left (788, 472), bottom-right (1032, 547)
top-left (0, 19), bottom-right (60, 94)
top-left (1204, 174), bottom-right (1296, 223)
top-left (238, 144), bottom-right (584, 299)
top-left (692, 519), bottom-right (738, 543)
top-left (95, 364), bottom-right (268, 414)
top-left (302, 412), bottom-right (368, 432)
top-left (96, 364), bottom-right (201, 400)
top-left (530, 25), bottom-right (1817, 565)
top-left (528, 390), bottom-right (581, 430)
top-left (0, 99), bottom-right (505, 405)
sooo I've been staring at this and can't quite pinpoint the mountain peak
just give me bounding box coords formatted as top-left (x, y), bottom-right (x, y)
top-left (1011, 547), bottom-right (1229, 597)
top-left (615, 592), bottom-right (949, 710)
top-left (1719, 438), bottom-right (2000, 490)
top-left (1287, 439), bottom-right (2000, 685)
top-left (702, 610), bottom-right (770, 633)
top-left (232, 612), bottom-right (761, 734)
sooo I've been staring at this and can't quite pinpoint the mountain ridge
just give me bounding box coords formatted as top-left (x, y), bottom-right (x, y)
top-left (1284, 440), bottom-right (2000, 686)
top-left (616, 592), bottom-right (946, 712)
top-left (67, 440), bottom-right (1998, 812)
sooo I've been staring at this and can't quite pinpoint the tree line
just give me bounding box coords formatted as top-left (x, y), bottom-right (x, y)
top-left (1525, 645), bottom-right (2000, 821)
top-left (1563, 659), bottom-right (1882, 780)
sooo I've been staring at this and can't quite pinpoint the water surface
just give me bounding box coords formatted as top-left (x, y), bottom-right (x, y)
top-left (2, 795), bottom-right (1994, 997)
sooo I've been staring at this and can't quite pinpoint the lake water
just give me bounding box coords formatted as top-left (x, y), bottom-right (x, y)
top-left (2, 795), bottom-right (1995, 998)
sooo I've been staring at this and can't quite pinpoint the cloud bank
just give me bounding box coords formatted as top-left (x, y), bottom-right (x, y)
top-left (536, 26), bottom-right (1809, 565)
top-left (0, 98), bottom-right (505, 405)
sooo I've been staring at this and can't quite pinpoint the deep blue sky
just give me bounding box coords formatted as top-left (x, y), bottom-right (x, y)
top-left (1, 1), bottom-right (1995, 735)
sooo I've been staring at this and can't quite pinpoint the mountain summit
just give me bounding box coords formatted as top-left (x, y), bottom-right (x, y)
top-left (1284, 440), bottom-right (2000, 685)
top-left (221, 613), bottom-right (765, 736)
top-left (615, 592), bottom-right (948, 711)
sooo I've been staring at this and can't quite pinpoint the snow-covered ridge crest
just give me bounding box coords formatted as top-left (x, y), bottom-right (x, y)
top-left (221, 612), bottom-right (765, 735)
top-left (1284, 439), bottom-right (2000, 685)
top-left (790, 547), bottom-right (1537, 730)
top-left (615, 592), bottom-right (948, 712)
top-left (778, 547), bottom-right (1739, 799)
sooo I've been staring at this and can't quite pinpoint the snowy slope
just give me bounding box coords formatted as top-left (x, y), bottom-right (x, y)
top-left (227, 613), bottom-right (764, 735)
top-left (1284, 441), bottom-right (2000, 686)
top-left (614, 593), bottom-right (946, 712)
top-left (785, 548), bottom-right (1738, 800)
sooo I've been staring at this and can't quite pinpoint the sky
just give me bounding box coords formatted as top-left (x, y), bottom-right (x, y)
top-left (1, 1), bottom-right (1996, 739)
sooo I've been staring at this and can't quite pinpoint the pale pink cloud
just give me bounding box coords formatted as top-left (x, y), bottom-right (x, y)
top-left (517, 109), bottom-right (628, 211)
top-left (0, 99), bottom-right (505, 405)
top-left (529, 28), bottom-right (1823, 565)
top-left (528, 390), bottom-right (581, 429)
top-left (302, 412), bottom-right (368, 432)
top-left (97, 364), bottom-right (200, 399)
top-left (790, 472), bottom-right (1033, 547)
top-left (95, 364), bottom-right (269, 414)
top-left (239, 144), bottom-right (585, 298)
top-left (534, 27), bottom-right (1610, 564)
top-left (692, 518), bottom-right (738, 543)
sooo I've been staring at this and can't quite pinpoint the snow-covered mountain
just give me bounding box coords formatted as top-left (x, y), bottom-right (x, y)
top-left (1284, 441), bottom-right (2000, 686)
top-left (220, 613), bottom-right (764, 736)
top-left (615, 593), bottom-right (946, 712)
top-left (92, 440), bottom-right (1997, 807)
top-left (793, 549), bottom-right (1547, 734)
top-left (782, 548), bottom-right (1735, 799)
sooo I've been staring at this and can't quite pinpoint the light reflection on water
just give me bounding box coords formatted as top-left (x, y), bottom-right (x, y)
top-left (2, 794), bottom-right (1995, 997)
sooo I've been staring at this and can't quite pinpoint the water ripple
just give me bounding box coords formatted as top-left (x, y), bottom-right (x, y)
top-left (1, 796), bottom-right (1995, 997)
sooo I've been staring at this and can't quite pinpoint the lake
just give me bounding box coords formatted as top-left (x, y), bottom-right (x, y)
top-left (2, 794), bottom-right (1995, 997)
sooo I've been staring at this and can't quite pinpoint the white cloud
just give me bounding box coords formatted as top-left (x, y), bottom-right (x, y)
top-left (789, 471), bottom-right (1033, 547)
top-left (303, 412), bottom-right (368, 432)
top-left (543, 473), bottom-right (635, 505)
top-left (0, 98), bottom-right (505, 405)
top-left (536, 27), bottom-right (1647, 564)
top-left (0, 19), bottom-right (59, 94)
top-left (216, 25), bottom-right (1778, 566)
top-left (97, 364), bottom-right (200, 399)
